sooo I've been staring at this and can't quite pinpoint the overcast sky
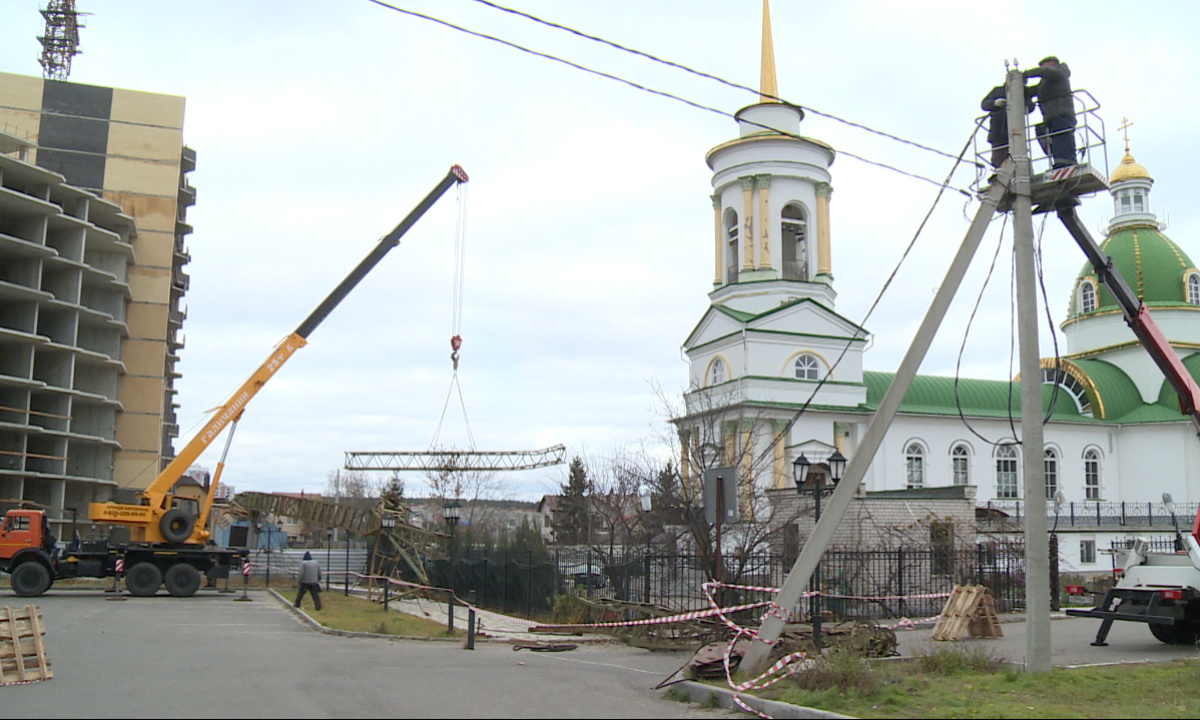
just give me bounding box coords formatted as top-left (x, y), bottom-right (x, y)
top-left (2, 1), bottom-right (1198, 501)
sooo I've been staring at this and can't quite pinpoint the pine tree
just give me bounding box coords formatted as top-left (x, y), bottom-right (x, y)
top-left (555, 456), bottom-right (592, 545)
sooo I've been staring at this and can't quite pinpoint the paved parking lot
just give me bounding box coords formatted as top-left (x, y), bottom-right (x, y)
top-left (4, 590), bottom-right (729, 719)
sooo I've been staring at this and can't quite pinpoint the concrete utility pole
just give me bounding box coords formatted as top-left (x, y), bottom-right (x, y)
top-left (1006, 68), bottom-right (1052, 674)
top-left (741, 165), bottom-right (1015, 676)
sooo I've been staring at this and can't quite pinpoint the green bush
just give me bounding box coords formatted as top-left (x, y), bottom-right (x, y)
top-left (789, 647), bottom-right (880, 696)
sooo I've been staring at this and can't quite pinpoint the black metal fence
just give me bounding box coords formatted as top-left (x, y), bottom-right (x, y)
top-left (425, 543), bottom-right (1028, 621)
top-left (979, 500), bottom-right (1199, 530)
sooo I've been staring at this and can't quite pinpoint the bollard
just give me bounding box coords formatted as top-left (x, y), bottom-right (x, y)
top-left (466, 590), bottom-right (476, 650)
top-left (447, 590), bottom-right (455, 634)
top-left (235, 559), bottom-right (253, 602)
top-left (383, 578), bottom-right (390, 612)
top-left (106, 558), bottom-right (126, 602)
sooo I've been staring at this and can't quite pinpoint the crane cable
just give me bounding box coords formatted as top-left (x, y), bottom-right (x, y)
top-left (430, 182), bottom-right (477, 451)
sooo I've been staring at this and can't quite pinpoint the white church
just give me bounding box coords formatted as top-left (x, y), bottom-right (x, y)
top-left (673, 9), bottom-right (1200, 574)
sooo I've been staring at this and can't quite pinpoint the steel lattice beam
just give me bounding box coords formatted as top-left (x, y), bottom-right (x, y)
top-left (344, 444), bottom-right (566, 472)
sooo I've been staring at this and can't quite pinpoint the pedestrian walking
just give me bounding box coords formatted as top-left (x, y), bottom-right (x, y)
top-left (294, 550), bottom-right (322, 611)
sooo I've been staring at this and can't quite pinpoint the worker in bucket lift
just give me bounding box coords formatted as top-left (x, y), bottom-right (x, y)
top-left (1024, 56), bottom-right (1077, 168)
top-left (981, 84), bottom-right (1035, 172)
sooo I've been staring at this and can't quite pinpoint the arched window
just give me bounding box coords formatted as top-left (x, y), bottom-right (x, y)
top-left (951, 444), bottom-right (970, 486)
top-left (724, 208), bottom-right (739, 284)
top-left (708, 357), bottom-right (727, 386)
top-left (905, 443), bottom-right (925, 489)
top-left (996, 445), bottom-right (1019, 498)
top-left (1084, 448), bottom-right (1101, 500)
top-left (1080, 281), bottom-right (1097, 314)
top-left (780, 203), bottom-right (809, 281)
top-left (793, 353), bottom-right (820, 381)
top-left (1188, 273), bottom-right (1200, 306)
top-left (1044, 448), bottom-right (1058, 500)
top-left (1041, 366), bottom-right (1092, 416)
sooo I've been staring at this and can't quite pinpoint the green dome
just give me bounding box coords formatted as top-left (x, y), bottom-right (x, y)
top-left (1068, 225), bottom-right (1198, 316)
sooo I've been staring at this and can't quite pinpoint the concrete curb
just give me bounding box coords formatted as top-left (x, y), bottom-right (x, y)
top-left (670, 680), bottom-right (854, 719)
top-left (267, 589), bottom-right (462, 643)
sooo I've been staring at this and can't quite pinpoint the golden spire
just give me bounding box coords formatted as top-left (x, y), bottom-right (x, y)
top-left (759, 0), bottom-right (779, 103)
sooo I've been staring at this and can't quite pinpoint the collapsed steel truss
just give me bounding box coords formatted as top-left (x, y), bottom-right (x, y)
top-left (344, 444), bottom-right (566, 472)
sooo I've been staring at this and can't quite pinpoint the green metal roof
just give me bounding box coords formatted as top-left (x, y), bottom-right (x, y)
top-left (1070, 225), bottom-right (1196, 315)
top-left (1155, 352), bottom-right (1200, 413)
top-left (1069, 358), bottom-right (1143, 420)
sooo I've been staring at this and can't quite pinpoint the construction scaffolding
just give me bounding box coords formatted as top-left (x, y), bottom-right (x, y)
top-left (344, 444), bottom-right (567, 472)
top-left (38, 0), bottom-right (87, 81)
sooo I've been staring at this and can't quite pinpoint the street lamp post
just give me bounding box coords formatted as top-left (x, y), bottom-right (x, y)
top-left (639, 485), bottom-right (653, 603)
top-left (443, 499), bottom-right (462, 633)
top-left (1051, 490), bottom-right (1065, 611)
top-left (794, 450), bottom-right (845, 653)
top-left (325, 528), bottom-right (333, 592)
top-left (380, 514), bottom-right (396, 612)
top-left (344, 531), bottom-right (351, 597)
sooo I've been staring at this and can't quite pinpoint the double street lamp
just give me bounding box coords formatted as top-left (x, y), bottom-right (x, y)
top-left (793, 449), bottom-right (846, 652)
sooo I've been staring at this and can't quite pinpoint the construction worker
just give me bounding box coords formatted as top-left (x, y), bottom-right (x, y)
top-left (1024, 56), bottom-right (1076, 168)
top-left (981, 84), bottom-right (1035, 170)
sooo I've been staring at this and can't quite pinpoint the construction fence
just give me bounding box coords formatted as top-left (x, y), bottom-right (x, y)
top-left (422, 543), bottom-right (1029, 620)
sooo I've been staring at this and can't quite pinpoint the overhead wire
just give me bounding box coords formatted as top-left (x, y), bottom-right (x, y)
top-left (366, 0), bottom-right (974, 195)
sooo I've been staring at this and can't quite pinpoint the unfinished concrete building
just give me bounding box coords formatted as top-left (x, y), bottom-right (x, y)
top-left (0, 71), bottom-right (194, 531)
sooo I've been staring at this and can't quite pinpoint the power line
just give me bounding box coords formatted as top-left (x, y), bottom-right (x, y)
top-left (469, 0), bottom-right (966, 164)
top-left (366, 0), bottom-right (973, 195)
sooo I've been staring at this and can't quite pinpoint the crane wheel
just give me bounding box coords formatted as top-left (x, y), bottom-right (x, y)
top-left (1150, 620), bottom-right (1199, 645)
top-left (160, 509), bottom-right (196, 544)
top-left (10, 561), bottom-right (52, 597)
top-left (164, 563), bottom-right (202, 597)
top-left (125, 562), bottom-right (163, 597)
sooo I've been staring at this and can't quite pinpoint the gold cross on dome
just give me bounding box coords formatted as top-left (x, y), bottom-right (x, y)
top-left (1118, 117), bottom-right (1134, 153)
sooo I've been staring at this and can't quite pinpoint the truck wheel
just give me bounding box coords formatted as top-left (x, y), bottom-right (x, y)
top-left (125, 562), bottom-right (163, 597)
top-left (10, 562), bottom-right (52, 597)
top-left (1149, 621), bottom-right (1199, 645)
top-left (159, 509), bottom-right (195, 544)
top-left (164, 563), bottom-right (201, 598)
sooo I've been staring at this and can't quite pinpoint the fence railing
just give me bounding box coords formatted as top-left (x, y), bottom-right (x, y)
top-left (978, 500), bottom-right (1199, 530)
top-left (421, 544), bottom-right (1029, 621)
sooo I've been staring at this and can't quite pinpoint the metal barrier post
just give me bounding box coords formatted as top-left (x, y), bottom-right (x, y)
top-left (383, 577), bottom-right (390, 612)
top-left (235, 559), bottom-right (253, 602)
top-left (466, 590), bottom-right (476, 650)
top-left (106, 558), bottom-right (126, 602)
top-left (448, 590), bottom-right (456, 634)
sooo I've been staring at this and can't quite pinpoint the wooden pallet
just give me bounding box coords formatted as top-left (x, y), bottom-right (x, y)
top-left (0, 605), bottom-right (52, 685)
top-left (931, 585), bottom-right (1003, 641)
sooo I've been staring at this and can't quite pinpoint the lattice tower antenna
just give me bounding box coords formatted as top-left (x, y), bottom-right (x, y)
top-left (38, 0), bottom-right (88, 81)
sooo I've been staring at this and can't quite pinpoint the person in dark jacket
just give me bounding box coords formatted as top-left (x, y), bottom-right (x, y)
top-left (981, 84), bottom-right (1035, 169)
top-left (1024, 56), bottom-right (1076, 167)
top-left (294, 550), bottom-right (322, 611)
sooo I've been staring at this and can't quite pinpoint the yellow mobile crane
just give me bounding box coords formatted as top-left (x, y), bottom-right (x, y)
top-left (3, 165), bottom-right (467, 598)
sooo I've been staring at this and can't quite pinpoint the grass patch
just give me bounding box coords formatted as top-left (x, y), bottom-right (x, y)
top-left (285, 584), bottom-right (460, 639)
top-left (663, 687), bottom-right (690, 703)
top-left (747, 644), bottom-right (1200, 719)
top-left (699, 691), bottom-right (722, 709)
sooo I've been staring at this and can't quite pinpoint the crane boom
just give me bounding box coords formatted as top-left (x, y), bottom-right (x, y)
top-left (89, 165), bottom-right (469, 544)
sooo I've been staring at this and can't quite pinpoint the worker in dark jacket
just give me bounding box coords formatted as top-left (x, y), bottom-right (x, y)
top-left (294, 550), bottom-right (322, 611)
top-left (1024, 56), bottom-right (1076, 167)
top-left (981, 85), bottom-right (1035, 169)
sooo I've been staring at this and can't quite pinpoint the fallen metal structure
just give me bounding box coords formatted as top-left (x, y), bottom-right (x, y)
top-left (344, 444), bottom-right (567, 472)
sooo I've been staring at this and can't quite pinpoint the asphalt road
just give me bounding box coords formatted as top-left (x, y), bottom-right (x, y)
top-left (4, 590), bottom-right (731, 719)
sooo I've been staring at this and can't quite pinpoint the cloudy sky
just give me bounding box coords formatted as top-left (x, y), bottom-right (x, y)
top-left (2, 0), bottom-right (1198, 501)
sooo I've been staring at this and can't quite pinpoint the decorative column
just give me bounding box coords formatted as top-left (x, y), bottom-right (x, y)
top-left (771, 420), bottom-right (789, 489)
top-left (741, 177), bottom-right (756, 269)
top-left (756, 175), bottom-right (773, 269)
top-left (712, 194), bottom-right (723, 286)
top-left (815, 182), bottom-right (833, 278)
top-left (740, 429), bottom-right (754, 521)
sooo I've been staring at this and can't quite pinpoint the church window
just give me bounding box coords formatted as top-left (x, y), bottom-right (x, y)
top-left (1120, 192), bottom-right (1132, 214)
top-left (1132, 189), bottom-right (1146, 212)
top-left (781, 203), bottom-right (809, 281)
top-left (1084, 448), bottom-right (1101, 500)
top-left (793, 353), bottom-right (820, 381)
top-left (1044, 449), bottom-right (1058, 500)
top-left (905, 443), bottom-right (925, 489)
top-left (951, 444), bottom-right (970, 486)
top-left (1041, 366), bottom-right (1092, 416)
top-left (996, 445), bottom-right (1019, 498)
top-left (724, 209), bottom-right (739, 284)
top-left (1080, 281), bottom-right (1096, 314)
top-left (708, 357), bottom-right (727, 386)
top-left (1188, 273), bottom-right (1200, 306)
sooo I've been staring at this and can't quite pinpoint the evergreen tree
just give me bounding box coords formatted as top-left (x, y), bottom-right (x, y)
top-left (555, 456), bottom-right (592, 545)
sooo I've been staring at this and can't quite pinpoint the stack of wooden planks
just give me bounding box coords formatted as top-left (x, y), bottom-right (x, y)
top-left (1, 605), bottom-right (52, 685)
top-left (931, 584), bottom-right (1003, 641)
